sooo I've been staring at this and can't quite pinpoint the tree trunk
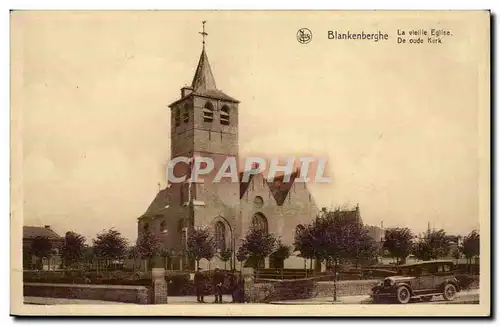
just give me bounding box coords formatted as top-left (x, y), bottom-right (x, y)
top-left (333, 258), bottom-right (338, 302)
top-left (196, 259), bottom-right (199, 270)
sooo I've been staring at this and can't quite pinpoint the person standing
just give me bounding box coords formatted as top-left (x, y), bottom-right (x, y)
top-left (194, 268), bottom-right (205, 303)
top-left (235, 272), bottom-right (245, 303)
top-left (213, 268), bottom-right (224, 303)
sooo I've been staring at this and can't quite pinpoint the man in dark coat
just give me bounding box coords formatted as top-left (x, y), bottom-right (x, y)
top-left (213, 268), bottom-right (224, 303)
top-left (231, 272), bottom-right (245, 303)
top-left (194, 268), bottom-right (205, 303)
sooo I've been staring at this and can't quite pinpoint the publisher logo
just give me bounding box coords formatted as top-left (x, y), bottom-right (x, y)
top-left (297, 28), bottom-right (312, 44)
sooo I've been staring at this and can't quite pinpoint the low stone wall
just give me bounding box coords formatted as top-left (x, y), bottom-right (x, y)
top-left (24, 283), bottom-right (150, 304)
top-left (314, 280), bottom-right (379, 298)
top-left (314, 276), bottom-right (481, 298)
top-left (251, 278), bottom-right (315, 303)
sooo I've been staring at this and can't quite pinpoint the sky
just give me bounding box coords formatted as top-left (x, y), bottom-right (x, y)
top-left (13, 11), bottom-right (485, 244)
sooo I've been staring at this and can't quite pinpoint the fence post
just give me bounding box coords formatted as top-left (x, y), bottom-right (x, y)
top-left (242, 267), bottom-right (255, 303)
top-left (151, 266), bottom-right (168, 304)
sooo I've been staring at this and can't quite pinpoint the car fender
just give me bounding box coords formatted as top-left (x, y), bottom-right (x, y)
top-left (439, 279), bottom-right (461, 292)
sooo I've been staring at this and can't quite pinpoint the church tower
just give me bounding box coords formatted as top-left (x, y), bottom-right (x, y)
top-left (167, 23), bottom-right (241, 268)
top-left (168, 42), bottom-right (239, 161)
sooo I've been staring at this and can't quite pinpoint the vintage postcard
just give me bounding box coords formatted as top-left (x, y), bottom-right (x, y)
top-left (10, 10), bottom-right (490, 317)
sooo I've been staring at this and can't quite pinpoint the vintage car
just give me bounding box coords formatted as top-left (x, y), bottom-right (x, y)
top-left (371, 260), bottom-right (461, 304)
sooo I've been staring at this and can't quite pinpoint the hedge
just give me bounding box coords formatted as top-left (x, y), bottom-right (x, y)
top-left (23, 270), bottom-right (238, 296)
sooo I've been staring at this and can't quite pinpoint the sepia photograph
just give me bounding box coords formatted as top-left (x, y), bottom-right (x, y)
top-left (9, 10), bottom-right (490, 317)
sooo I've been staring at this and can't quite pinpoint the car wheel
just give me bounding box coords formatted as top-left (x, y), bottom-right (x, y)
top-left (443, 283), bottom-right (457, 301)
top-left (421, 296), bottom-right (433, 302)
top-left (396, 286), bottom-right (411, 304)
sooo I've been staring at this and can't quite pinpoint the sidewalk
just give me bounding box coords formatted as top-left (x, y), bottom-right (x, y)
top-left (24, 295), bottom-right (234, 305)
top-left (24, 297), bottom-right (135, 305)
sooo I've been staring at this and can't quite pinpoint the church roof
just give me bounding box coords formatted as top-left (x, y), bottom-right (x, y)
top-left (169, 47), bottom-right (239, 107)
top-left (239, 171), bottom-right (300, 206)
top-left (266, 172), bottom-right (300, 206)
top-left (192, 47), bottom-right (217, 92)
top-left (140, 188), bottom-right (171, 219)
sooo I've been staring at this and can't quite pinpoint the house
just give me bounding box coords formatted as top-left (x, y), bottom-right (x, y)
top-left (23, 225), bottom-right (64, 270)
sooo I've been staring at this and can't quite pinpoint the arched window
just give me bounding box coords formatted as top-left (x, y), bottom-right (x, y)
top-left (220, 105), bottom-right (230, 125)
top-left (174, 108), bottom-right (180, 127)
top-left (183, 104), bottom-right (189, 123)
top-left (203, 102), bottom-right (214, 123)
top-left (252, 213), bottom-right (268, 234)
top-left (143, 223), bottom-right (150, 232)
top-left (215, 221), bottom-right (226, 251)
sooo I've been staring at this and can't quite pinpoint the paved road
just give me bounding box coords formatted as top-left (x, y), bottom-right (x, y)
top-left (270, 289), bottom-right (479, 305)
top-left (24, 290), bottom-right (478, 305)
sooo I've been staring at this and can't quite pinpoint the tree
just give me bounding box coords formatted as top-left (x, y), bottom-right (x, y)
top-left (93, 228), bottom-right (128, 269)
top-left (23, 246), bottom-right (33, 269)
top-left (294, 224), bottom-right (317, 271)
top-left (127, 246), bottom-right (139, 271)
top-left (219, 248), bottom-right (232, 270)
top-left (426, 229), bottom-right (452, 258)
top-left (136, 229), bottom-right (161, 269)
top-left (412, 240), bottom-right (432, 261)
top-left (451, 248), bottom-right (461, 264)
top-left (205, 247), bottom-right (215, 270)
top-left (294, 209), bottom-right (376, 301)
top-left (239, 228), bottom-right (276, 273)
top-left (270, 240), bottom-right (291, 269)
top-left (460, 230), bottom-right (479, 271)
top-left (236, 246), bottom-right (248, 270)
top-left (354, 232), bottom-right (379, 267)
top-left (412, 229), bottom-right (452, 261)
top-left (383, 228), bottom-right (414, 264)
top-left (186, 227), bottom-right (216, 270)
top-left (30, 236), bottom-right (53, 270)
top-left (61, 231), bottom-right (86, 268)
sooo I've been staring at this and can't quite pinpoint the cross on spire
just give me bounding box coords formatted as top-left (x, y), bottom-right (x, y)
top-left (199, 21), bottom-right (208, 47)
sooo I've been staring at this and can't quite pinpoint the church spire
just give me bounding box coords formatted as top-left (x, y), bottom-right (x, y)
top-left (191, 21), bottom-right (217, 92)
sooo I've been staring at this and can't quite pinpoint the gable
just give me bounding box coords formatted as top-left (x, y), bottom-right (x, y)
top-left (239, 171), bottom-right (301, 206)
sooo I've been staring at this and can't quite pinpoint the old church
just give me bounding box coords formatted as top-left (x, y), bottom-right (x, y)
top-left (137, 36), bottom-right (320, 270)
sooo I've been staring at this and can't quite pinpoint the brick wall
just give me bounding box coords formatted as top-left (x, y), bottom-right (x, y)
top-left (314, 280), bottom-right (379, 298)
top-left (24, 283), bottom-right (150, 304)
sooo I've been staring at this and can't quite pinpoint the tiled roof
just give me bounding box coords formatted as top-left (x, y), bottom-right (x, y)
top-left (23, 226), bottom-right (62, 240)
top-left (266, 172), bottom-right (300, 206)
top-left (191, 47), bottom-right (217, 92)
top-left (192, 88), bottom-right (239, 103)
top-left (141, 187), bottom-right (171, 218)
top-left (169, 47), bottom-right (239, 107)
